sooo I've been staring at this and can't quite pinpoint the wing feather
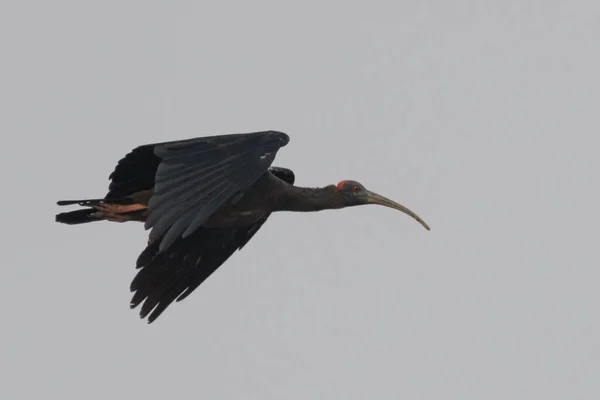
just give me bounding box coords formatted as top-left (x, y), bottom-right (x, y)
top-left (146, 131), bottom-right (288, 252)
top-left (146, 168), bottom-right (235, 229)
top-left (131, 225), bottom-right (259, 323)
top-left (106, 145), bottom-right (160, 198)
top-left (129, 165), bottom-right (296, 323)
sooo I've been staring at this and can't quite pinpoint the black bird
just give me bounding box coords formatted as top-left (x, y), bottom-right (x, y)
top-left (56, 131), bottom-right (430, 323)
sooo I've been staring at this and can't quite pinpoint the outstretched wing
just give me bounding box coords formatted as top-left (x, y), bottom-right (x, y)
top-left (130, 166), bottom-right (295, 323)
top-left (146, 131), bottom-right (289, 252)
top-left (105, 144), bottom-right (160, 199)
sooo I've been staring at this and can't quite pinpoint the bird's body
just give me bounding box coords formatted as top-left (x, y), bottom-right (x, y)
top-left (204, 171), bottom-right (288, 228)
top-left (56, 130), bottom-right (429, 323)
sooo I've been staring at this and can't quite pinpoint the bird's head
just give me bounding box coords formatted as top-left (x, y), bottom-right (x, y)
top-left (335, 180), bottom-right (430, 230)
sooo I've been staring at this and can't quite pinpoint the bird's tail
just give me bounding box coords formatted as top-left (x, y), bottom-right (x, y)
top-left (55, 198), bottom-right (106, 225)
top-left (56, 197), bottom-right (148, 224)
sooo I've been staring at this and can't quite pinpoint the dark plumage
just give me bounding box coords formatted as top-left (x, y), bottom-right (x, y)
top-left (56, 130), bottom-right (429, 323)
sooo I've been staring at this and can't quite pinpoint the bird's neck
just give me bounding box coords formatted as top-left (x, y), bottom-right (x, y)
top-left (275, 185), bottom-right (345, 212)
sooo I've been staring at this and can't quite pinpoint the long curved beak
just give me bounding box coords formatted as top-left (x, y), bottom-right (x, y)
top-left (365, 191), bottom-right (430, 231)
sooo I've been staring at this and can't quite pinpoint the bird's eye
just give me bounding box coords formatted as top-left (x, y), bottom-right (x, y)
top-left (353, 185), bottom-right (361, 192)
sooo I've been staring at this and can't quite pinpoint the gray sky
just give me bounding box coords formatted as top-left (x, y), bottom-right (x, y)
top-left (2, 1), bottom-right (599, 399)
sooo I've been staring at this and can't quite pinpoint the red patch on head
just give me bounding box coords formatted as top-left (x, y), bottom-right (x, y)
top-left (336, 180), bottom-right (349, 190)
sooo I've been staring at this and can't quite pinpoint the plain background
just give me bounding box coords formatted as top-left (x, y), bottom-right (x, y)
top-left (1, 1), bottom-right (599, 399)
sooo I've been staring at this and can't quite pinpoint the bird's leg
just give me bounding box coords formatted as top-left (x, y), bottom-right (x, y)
top-left (93, 203), bottom-right (148, 222)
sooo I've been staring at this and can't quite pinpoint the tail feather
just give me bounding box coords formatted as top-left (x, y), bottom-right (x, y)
top-left (56, 197), bottom-right (106, 225)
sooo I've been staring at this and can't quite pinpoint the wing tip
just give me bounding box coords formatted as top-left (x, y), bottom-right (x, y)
top-left (268, 130), bottom-right (290, 147)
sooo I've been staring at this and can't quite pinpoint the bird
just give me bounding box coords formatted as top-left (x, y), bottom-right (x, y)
top-left (56, 130), bottom-right (430, 323)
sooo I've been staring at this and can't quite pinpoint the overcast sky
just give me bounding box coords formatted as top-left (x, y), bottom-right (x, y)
top-left (2, 1), bottom-right (599, 399)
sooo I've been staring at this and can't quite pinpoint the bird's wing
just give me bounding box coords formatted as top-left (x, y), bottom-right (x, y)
top-left (129, 165), bottom-right (295, 323)
top-left (105, 144), bottom-right (160, 199)
top-left (130, 221), bottom-right (269, 323)
top-left (144, 131), bottom-right (289, 252)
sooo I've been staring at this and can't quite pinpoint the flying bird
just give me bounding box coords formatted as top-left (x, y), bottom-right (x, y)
top-left (56, 131), bottom-right (430, 323)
